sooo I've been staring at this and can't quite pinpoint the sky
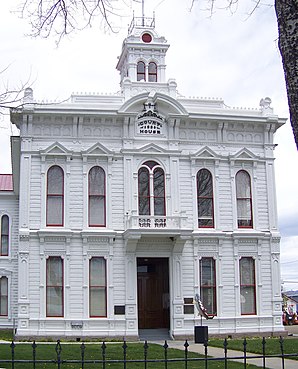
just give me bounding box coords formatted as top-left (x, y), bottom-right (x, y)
top-left (0, 0), bottom-right (298, 291)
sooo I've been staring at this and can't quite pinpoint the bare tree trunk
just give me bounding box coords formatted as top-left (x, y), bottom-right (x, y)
top-left (275, 0), bottom-right (298, 149)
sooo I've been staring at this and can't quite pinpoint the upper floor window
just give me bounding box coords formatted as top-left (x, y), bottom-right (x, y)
top-left (137, 61), bottom-right (146, 81)
top-left (88, 166), bottom-right (106, 227)
top-left (148, 62), bottom-right (157, 82)
top-left (89, 257), bottom-right (107, 317)
top-left (0, 276), bottom-right (8, 316)
top-left (46, 166), bottom-right (64, 226)
top-left (0, 215), bottom-right (9, 256)
top-left (197, 169), bottom-right (214, 228)
top-left (236, 170), bottom-right (253, 228)
top-left (46, 256), bottom-right (64, 317)
top-left (138, 161), bottom-right (165, 216)
top-left (240, 257), bottom-right (256, 315)
top-left (200, 258), bottom-right (217, 316)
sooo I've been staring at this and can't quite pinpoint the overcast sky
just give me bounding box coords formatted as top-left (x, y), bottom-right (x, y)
top-left (1, 0), bottom-right (297, 291)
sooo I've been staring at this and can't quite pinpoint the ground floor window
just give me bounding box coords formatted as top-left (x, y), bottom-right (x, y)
top-left (199, 257), bottom-right (217, 315)
top-left (0, 276), bottom-right (8, 316)
top-left (89, 257), bottom-right (107, 317)
top-left (240, 257), bottom-right (256, 315)
top-left (46, 256), bottom-right (63, 317)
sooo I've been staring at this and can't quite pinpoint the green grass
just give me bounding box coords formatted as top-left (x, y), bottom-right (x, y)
top-left (209, 337), bottom-right (298, 358)
top-left (0, 341), bottom-right (265, 369)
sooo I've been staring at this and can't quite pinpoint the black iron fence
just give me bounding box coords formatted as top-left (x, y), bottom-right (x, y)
top-left (0, 337), bottom-right (297, 368)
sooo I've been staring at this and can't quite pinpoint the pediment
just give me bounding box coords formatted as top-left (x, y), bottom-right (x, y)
top-left (191, 146), bottom-right (218, 160)
top-left (137, 143), bottom-right (167, 154)
top-left (83, 143), bottom-right (114, 156)
top-left (41, 142), bottom-right (71, 156)
top-left (231, 148), bottom-right (258, 160)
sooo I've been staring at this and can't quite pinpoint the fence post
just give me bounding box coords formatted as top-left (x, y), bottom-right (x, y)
top-left (204, 340), bottom-right (208, 369)
top-left (223, 338), bottom-right (228, 369)
top-left (122, 340), bottom-right (127, 369)
top-left (32, 340), bottom-right (37, 369)
top-left (262, 337), bottom-right (266, 369)
top-left (163, 341), bottom-right (168, 369)
top-left (279, 336), bottom-right (285, 369)
top-left (10, 341), bottom-right (15, 369)
top-left (184, 340), bottom-right (189, 369)
top-left (143, 340), bottom-right (149, 369)
top-left (243, 338), bottom-right (247, 369)
top-left (81, 342), bottom-right (85, 369)
top-left (101, 341), bottom-right (106, 369)
top-left (55, 340), bottom-right (62, 369)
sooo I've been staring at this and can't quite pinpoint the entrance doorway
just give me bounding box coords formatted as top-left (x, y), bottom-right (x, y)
top-left (137, 257), bottom-right (170, 329)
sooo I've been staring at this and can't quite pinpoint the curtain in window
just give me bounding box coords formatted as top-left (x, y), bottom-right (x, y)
top-left (138, 167), bottom-right (150, 215)
top-left (46, 257), bottom-right (63, 317)
top-left (240, 257), bottom-right (256, 315)
top-left (89, 166), bottom-right (106, 226)
top-left (89, 257), bottom-right (107, 317)
top-left (236, 170), bottom-right (252, 228)
top-left (0, 277), bottom-right (8, 316)
top-left (200, 258), bottom-right (217, 315)
top-left (153, 168), bottom-right (165, 215)
top-left (46, 166), bottom-right (64, 226)
top-left (1, 215), bottom-right (9, 256)
top-left (148, 62), bottom-right (157, 82)
top-left (197, 169), bottom-right (214, 228)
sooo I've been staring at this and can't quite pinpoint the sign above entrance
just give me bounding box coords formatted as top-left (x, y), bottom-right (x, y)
top-left (136, 101), bottom-right (165, 136)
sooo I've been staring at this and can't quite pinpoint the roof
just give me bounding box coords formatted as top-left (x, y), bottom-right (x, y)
top-left (0, 174), bottom-right (13, 191)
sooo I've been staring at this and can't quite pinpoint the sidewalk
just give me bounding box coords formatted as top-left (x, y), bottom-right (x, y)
top-left (154, 340), bottom-right (298, 369)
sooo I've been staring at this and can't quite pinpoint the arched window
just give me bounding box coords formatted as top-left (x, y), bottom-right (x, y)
top-left (0, 276), bottom-right (8, 316)
top-left (148, 62), bottom-right (157, 82)
top-left (0, 215), bottom-right (9, 256)
top-left (240, 257), bottom-right (256, 315)
top-left (197, 169), bottom-right (214, 228)
top-left (236, 170), bottom-right (253, 228)
top-left (46, 166), bottom-right (64, 226)
top-left (88, 166), bottom-right (106, 227)
top-left (137, 61), bottom-right (146, 81)
top-left (138, 161), bottom-right (165, 216)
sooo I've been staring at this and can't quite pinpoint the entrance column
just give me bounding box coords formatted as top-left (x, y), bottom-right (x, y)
top-left (125, 253), bottom-right (138, 337)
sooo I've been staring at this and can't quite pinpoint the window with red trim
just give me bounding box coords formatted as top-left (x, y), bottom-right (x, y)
top-left (197, 169), bottom-right (214, 228)
top-left (88, 166), bottom-right (106, 227)
top-left (137, 61), bottom-right (146, 81)
top-left (0, 215), bottom-right (9, 256)
top-left (138, 161), bottom-right (165, 216)
top-left (46, 256), bottom-right (63, 317)
top-left (200, 258), bottom-right (217, 315)
top-left (148, 62), bottom-right (157, 82)
top-left (46, 166), bottom-right (64, 226)
top-left (89, 257), bottom-right (107, 317)
top-left (240, 257), bottom-right (256, 315)
top-left (236, 170), bottom-right (253, 228)
top-left (0, 276), bottom-right (8, 316)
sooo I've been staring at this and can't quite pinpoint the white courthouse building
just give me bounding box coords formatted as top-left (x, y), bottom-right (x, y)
top-left (0, 15), bottom-right (286, 339)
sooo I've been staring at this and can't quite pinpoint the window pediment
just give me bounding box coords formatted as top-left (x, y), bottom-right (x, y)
top-left (40, 142), bottom-right (72, 157)
top-left (82, 143), bottom-right (114, 157)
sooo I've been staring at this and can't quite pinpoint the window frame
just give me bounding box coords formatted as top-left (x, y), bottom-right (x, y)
top-left (89, 257), bottom-right (107, 318)
top-left (235, 170), bottom-right (253, 228)
top-left (0, 215), bottom-right (9, 256)
top-left (137, 61), bottom-right (146, 81)
top-left (199, 257), bottom-right (217, 316)
top-left (148, 62), bottom-right (157, 82)
top-left (0, 276), bottom-right (8, 316)
top-left (88, 166), bottom-right (106, 227)
top-left (197, 169), bottom-right (214, 228)
top-left (46, 165), bottom-right (64, 227)
top-left (46, 256), bottom-right (64, 317)
top-left (239, 257), bottom-right (256, 315)
top-left (138, 161), bottom-right (166, 216)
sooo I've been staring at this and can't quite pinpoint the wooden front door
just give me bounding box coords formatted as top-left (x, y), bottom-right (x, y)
top-left (137, 257), bottom-right (170, 329)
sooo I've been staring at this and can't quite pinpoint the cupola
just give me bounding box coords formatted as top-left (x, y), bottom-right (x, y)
top-left (116, 13), bottom-right (172, 97)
